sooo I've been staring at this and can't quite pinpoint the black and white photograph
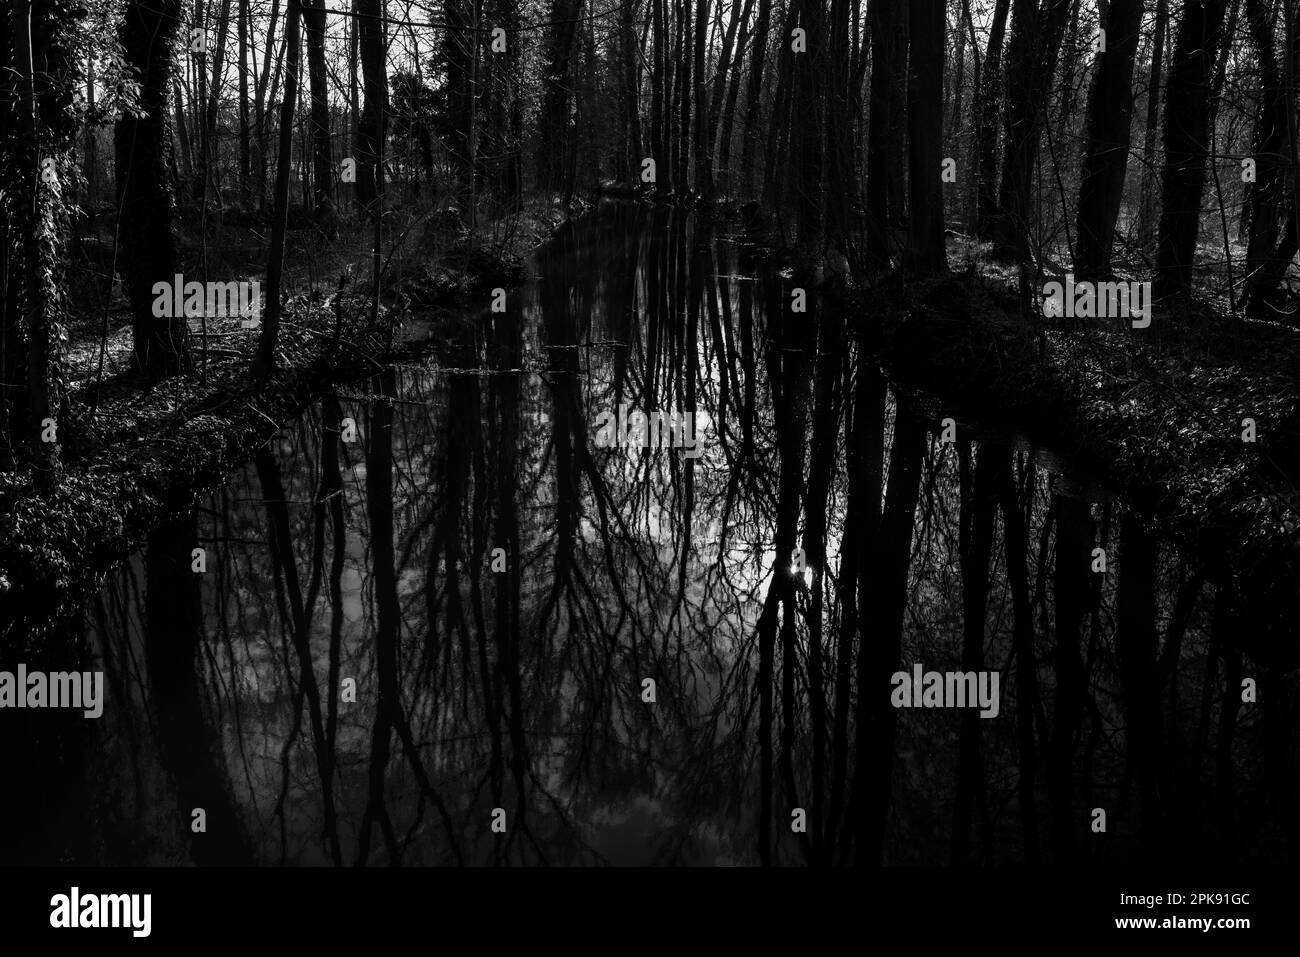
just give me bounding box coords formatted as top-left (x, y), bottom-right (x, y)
top-left (0, 0), bottom-right (1291, 939)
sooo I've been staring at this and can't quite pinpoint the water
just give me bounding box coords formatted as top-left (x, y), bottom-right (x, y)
top-left (8, 202), bottom-right (1296, 866)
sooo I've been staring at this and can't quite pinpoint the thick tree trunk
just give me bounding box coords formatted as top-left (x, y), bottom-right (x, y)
top-left (974, 0), bottom-right (1013, 237)
top-left (856, 398), bottom-right (925, 863)
top-left (1153, 0), bottom-right (1232, 298)
top-left (302, 0), bottom-right (333, 214)
top-left (355, 0), bottom-right (387, 213)
top-left (145, 517), bottom-right (254, 864)
top-left (992, 0), bottom-right (1072, 261)
top-left (826, 0), bottom-right (860, 249)
top-left (1243, 0), bottom-right (1288, 315)
top-left (537, 0), bottom-right (586, 196)
top-left (864, 0), bottom-right (905, 265)
top-left (905, 0), bottom-right (948, 272)
top-left (761, 0), bottom-right (799, 208)
top-left (116, 0), bottom-right (190, 378)
top-left (1074, 0), bottom-right (1146, 278)
top-left (11, 0), bottom-right (71, 482)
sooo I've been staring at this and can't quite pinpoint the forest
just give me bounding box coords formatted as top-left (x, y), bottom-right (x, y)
top-left (1, 0), bottom-right (1299, 871)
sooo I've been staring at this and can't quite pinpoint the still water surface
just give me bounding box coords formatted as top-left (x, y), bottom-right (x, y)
top-left (9, 203), bottom-right (1294, 867)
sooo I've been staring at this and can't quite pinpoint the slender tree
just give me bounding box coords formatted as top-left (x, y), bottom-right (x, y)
top-left (253, 0), bottom-right (303, 378)
top-left (1135, 0), bottom-right (1170, 251)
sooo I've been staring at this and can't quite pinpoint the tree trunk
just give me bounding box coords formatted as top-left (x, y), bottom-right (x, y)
top-left (253, 0), bottom-right (303, 378)
top-left (538, 0), bottom-right (586, 196)
top-left (11, 0), bottom-right (71, 483)
top-left (906, 0), bottom-right (948, 273)
top-left (444, 0), bottom-right (473, 189)
top-left (1047, 492), bottom-right (1091, 863)
top-left (1153, 0), bottom-right (1232, 298)
top-left (1135, 0), bottom-right (1169, 251)
top-left (739, 0), bottom-right (773, 197)
top-left (693, 0), bottom-right (712, 199)
top-left (620, 0), bottom-right (646, 183)
top-left (974, 0), bottom-right (1012, 237)
top-left (355, 0), bottom-right (387, 213)
top-left (997, 448), bottom-right (1040, 863)
top-left (951, 438), bottom-right (995, 865)
top-left (864, 0), bottom-right (905, 265)
top-left (856, 397), bottom-right (925, 863)
top-left (711, 0), bottom-right (754, 195)
top-left (200, 0), bottom-right (233, 204)
top-left (1074, 0), bottom-right (1146, 278)
top-left (794, 0), bottom-right (827, 243)
top-left (826, 0), bottom-right (859, 249)
top-left (238, 0), bottom-right (251, 205)
top-left (992, 0), bottom-right (1072, 261)
top-left (1116, 498), bottom-right (1165, 859)
top-left (302, 0), bottom-right (333, 214)
top-left (253, 0), bottom-right (282, 209)
top-left (675, 0), bottom-right (691, 191)
top-left (116, 0), bottom-right (190, 378)
top-left (84, 54), bottom-right (98, 201)
top-left (1243, 0), bottom-right (1288, 315)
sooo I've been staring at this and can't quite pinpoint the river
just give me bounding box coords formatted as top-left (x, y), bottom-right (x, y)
top-left (5, 202), bottom-right (1292, 867)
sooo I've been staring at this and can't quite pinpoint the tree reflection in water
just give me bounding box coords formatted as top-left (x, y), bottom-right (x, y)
top-left (57, 204), bottom-right (1298, 868)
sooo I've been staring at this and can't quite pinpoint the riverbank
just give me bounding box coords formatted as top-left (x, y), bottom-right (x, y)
top-left (847, 265), bottom-right (1300, 667)
top-left (1, 239), bottom-right (529, 646)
